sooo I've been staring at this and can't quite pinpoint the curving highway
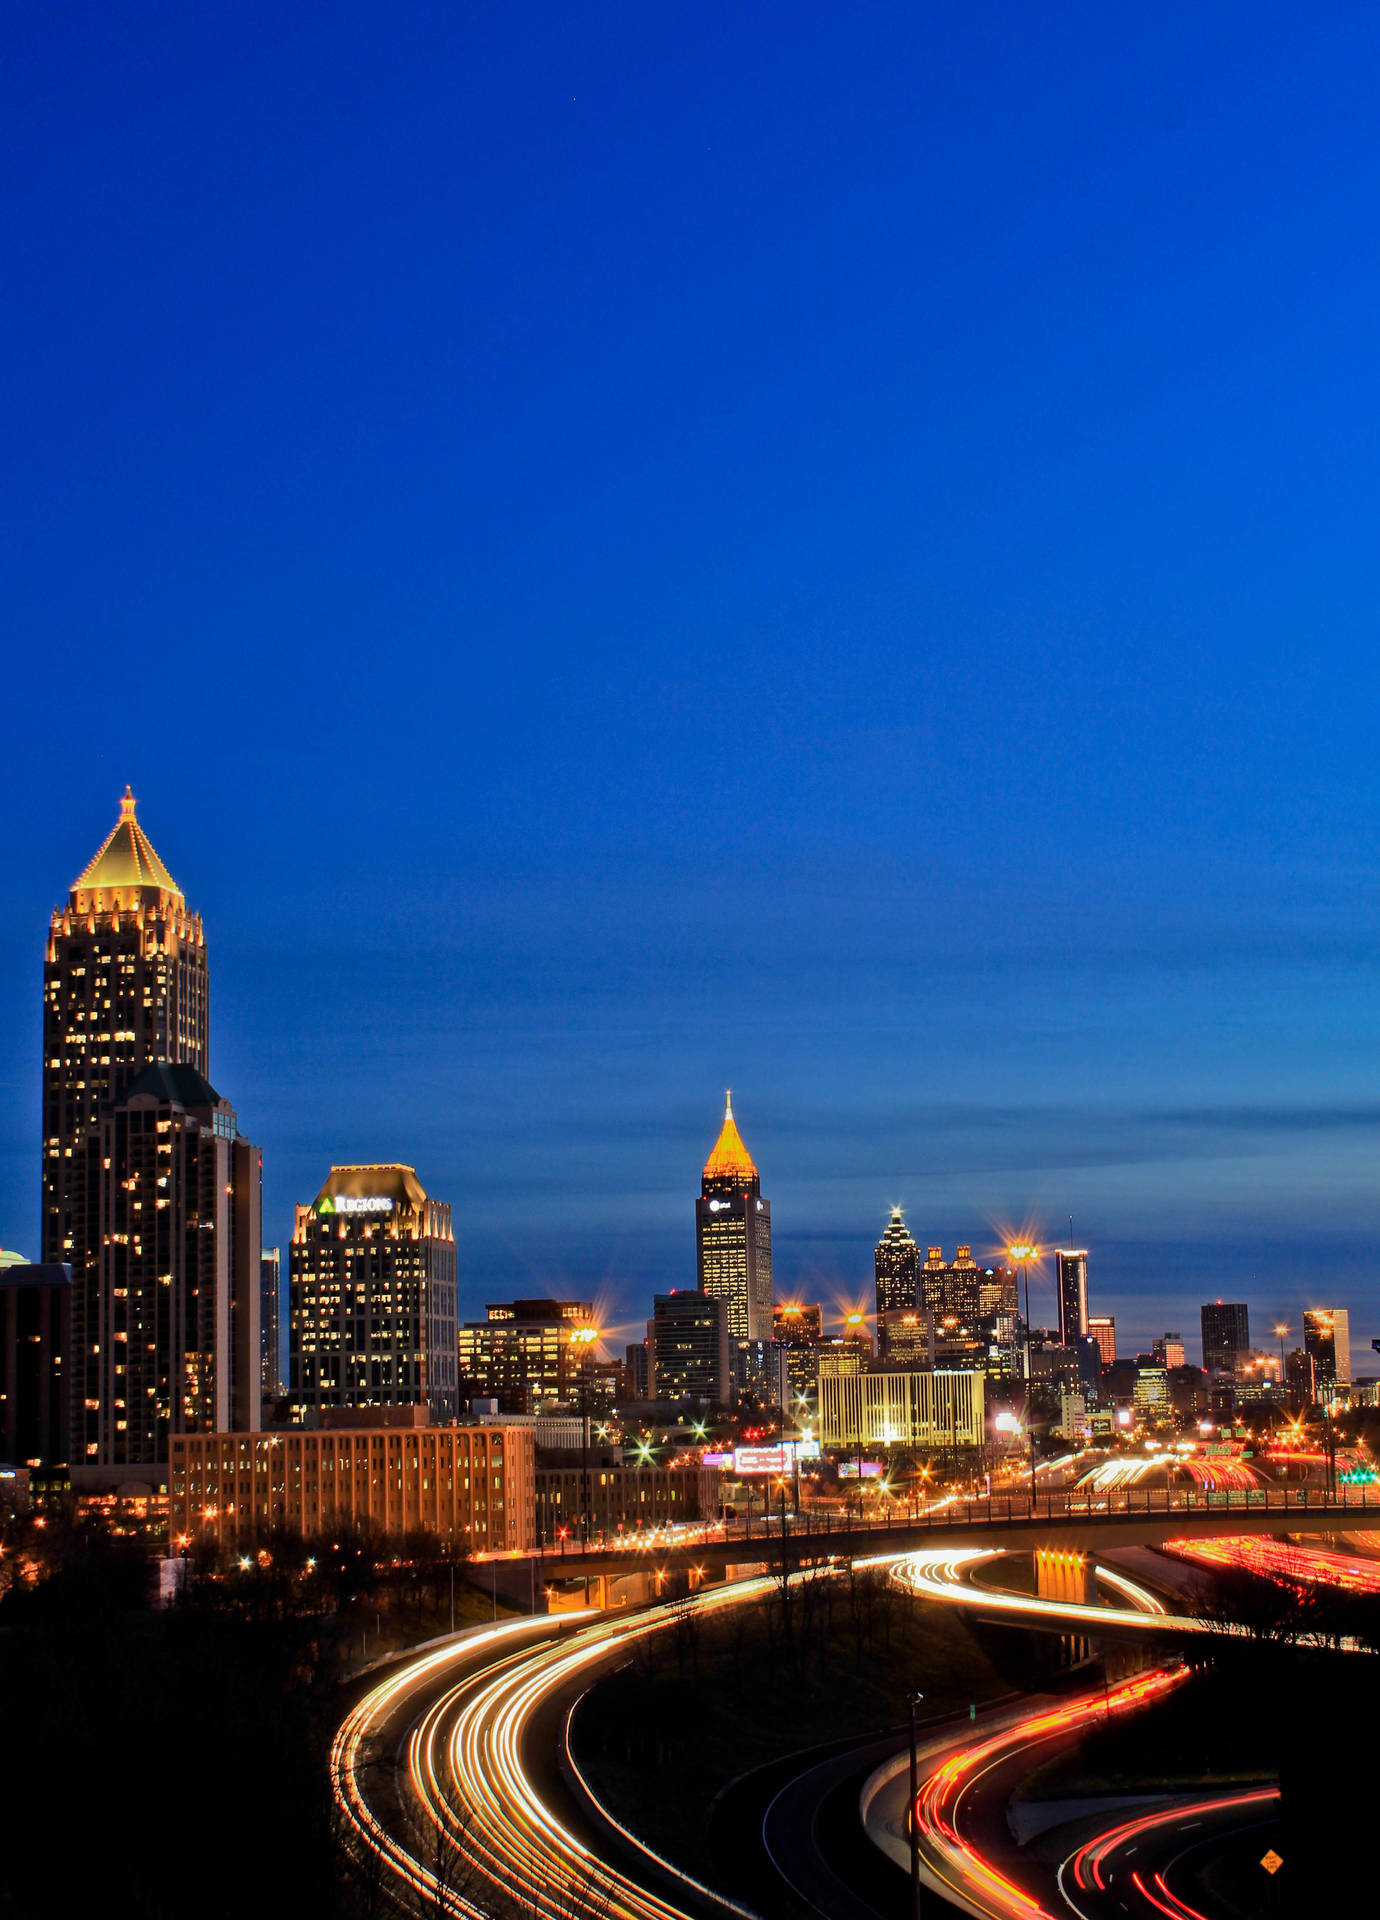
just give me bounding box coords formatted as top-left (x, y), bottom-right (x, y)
top-left (332, 1582), bottom-right (782, 1920)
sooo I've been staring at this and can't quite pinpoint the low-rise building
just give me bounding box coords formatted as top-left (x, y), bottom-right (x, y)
top-left (170, 1406), bottom-right (535, 1551)
top-left (819, 1368), bottom-right (985, 1449)
top-left (534, 1462), bottom-right (719, 1543)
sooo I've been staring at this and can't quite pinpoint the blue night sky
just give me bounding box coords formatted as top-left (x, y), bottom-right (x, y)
top-left (3, 4), bottom-right (1380, 1366)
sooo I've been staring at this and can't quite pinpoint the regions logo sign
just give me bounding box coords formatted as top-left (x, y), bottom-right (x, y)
top-left (318, 1194), bottom-right (394, 1216)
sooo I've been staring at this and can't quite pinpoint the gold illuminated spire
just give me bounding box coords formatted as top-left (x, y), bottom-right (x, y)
top-left (702, 1089), bottom-right (758, 1185)
top-left (72, 787), bottom-right (182, 902)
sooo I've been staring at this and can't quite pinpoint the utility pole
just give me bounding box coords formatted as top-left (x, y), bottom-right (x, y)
top-left (908, 1690), bottom-right (925, 1920)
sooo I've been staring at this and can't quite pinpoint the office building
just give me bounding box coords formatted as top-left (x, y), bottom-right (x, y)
top-left (624, 1339), bottom-right (649, 1399)
top-left (819, 1368), bottom-right (985, 1450)
top-left (42, 790), bottom-right (208, 1266)
top-left (1200, 1301), bottom-right (1250, 1375)
top-left (290, 1165), bottom-right (457, 1423)
top-left (920, 1246), bottom-right (981, 1324)
top-left (877, 1307), bottom-right (931, 1368)
top-left (649, 1290), bottom-right (729, 1403)
top-left (773, 1302), bottom-right (823, 1410)
top-left (874, 1208), bottom-right (920, 1314)
top-left (1132, 1365), bottom-right (1171, 1424)
top-left (457, 1298), bottom-right (596, 1414)
top-left (1087, 1315), bottom-right (1116, 1367)
top-left (171, 1408), bottom-right (534, 1551)
top-left (1285, 1348), bottom-right (1316, 1411)
top-left (978, 1265), bottom-right (1019, 1317)
top-left (260, 1247), bottom-right (281, 1401)
top-left (0, 1264), bottom-right (72, 1467)
top-left (1054, 1249), bottom-right (1089, 1346)
top-left (535, 1461), bottom-right (719, 1543)
top-left (1303, 1309), bottom-right (1351, 1401)
top-left (696, 1093), bottom-right (772, 1342)
top-left (734, 1337), bottom-right (788, 1407)
top-left (1152, 1331), bottom-right (1186, 1369)
top-left (75, 1063), bottom-right (261, 1470)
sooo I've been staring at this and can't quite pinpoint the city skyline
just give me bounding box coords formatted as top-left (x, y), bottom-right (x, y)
top-left (2, 786), bottom-right (1372, 1373)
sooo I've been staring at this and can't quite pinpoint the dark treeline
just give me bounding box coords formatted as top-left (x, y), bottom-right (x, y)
top-left (0, 1511), bottom-right (489, 1920)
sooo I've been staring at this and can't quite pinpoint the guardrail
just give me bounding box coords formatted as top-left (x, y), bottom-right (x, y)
top-left (534, 1482), bottom-right (1377, 1571)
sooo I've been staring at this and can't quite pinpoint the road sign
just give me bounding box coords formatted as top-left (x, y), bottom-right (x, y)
top-left (1260, 1850), bottom-right (1283, 1876)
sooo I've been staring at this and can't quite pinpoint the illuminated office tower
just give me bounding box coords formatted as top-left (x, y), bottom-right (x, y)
top-left (1200, 1301), bottom-right (1250, 1374)
top-left (1055, 1249), bottom-right (1089, 1346)
top-left (649, 1291), bottom-right (729, 1403)
top-left (920, 1246), bottom-right (981, 1324)
top-left (289, 1165), bottom-right (457, 1423)
top-left (874, 1208), bottom-right (920, 1314)
top-left (1087, 1315), bottom-right (1116, 1367)
top-left (1303, 1309), bottom-right (1351, 1402)
top-left (696, 1093), bottom-right (772, 1342)
top-left (74, 1063), bottom-right (261, 1468)
top-left (42, 789), bottom-right (207, 1264)
top-left (458, 1298), bottom-right (597, 1414)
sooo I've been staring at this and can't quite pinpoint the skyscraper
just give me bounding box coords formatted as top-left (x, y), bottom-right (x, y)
top-left (696, 1093), bottom-right (772, 1343)
top-left (1055, 1249), bottom-right (1089, 1346)
top-left (874, 1208), bottom-right (920, 1314)
top-left (1303, 1309), bottom-right (1351, 1402)
top-left (1087, 1314), bottom-right (1116, 1366)
top-left (0, 1264), bottom-right (71, 1469)
top-left (260, 1247), bottom-right (282, 1401)
top-left (289, 1165), bottom-right (457, 1423)
top-left (457, 1298), bottom-right (596, 1413)
top-left (919, 1246), bottom-right (981, 1324)
top-left (649, 1291), bottom-right (729, 1404)
top-left (75, 1063), bottom-right (261, 1468)
top-left (44, 795), bottom-right (258, 1478)
top-left (1201, 1301), bottom-right (1250, 1374)
top-left (42, 789), bottom-right (207, 1264)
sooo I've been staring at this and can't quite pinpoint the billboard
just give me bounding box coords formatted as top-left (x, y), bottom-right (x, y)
top-left (733, 1445), bottom-right (795, 1476)
top-left (838, 1460), bottom-right (884, 1479)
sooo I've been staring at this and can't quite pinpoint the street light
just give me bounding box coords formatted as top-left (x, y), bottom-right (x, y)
top-left (908, 1690), bottom-right (925, 1920)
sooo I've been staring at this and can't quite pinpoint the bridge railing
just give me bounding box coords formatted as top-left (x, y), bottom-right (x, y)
top-left (536, 1481), bottom-right (1374, 1565)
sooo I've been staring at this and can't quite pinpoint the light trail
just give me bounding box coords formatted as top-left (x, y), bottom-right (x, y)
top-left (1162, 1533), bottom-right (1380, 1593)
top-left (907, 1668), bottom-right (1188, 1920)
top-left (332, 1577), bottom-right (785, 1920)
top-left (1056, 1785), bottom-right (1279, 1920)
top-left (888, 1547), bottom-right (1196, 1634)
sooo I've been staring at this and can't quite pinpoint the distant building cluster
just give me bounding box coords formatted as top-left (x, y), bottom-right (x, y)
top-left (0, 793), bottom-right (1370, 1553)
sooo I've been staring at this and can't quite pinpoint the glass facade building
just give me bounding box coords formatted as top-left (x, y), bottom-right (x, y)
top-left (290, 1164), bottom-right (457, 1423)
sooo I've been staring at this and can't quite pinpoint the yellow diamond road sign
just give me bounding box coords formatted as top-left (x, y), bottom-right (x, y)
top-left (1260, 1850), bottom-right (1283, 1876)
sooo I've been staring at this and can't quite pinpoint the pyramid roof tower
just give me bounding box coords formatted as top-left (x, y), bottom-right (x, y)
top-left (702, 1090), bottom-right (759, 1189)
top-left (70, 787), bottom-right (182, 906)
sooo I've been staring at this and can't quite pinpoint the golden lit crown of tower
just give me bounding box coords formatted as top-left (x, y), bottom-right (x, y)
top-left (70, 786), bottom-right (184, 908)
top-left (702, 1090), bottom-right (759, 1186)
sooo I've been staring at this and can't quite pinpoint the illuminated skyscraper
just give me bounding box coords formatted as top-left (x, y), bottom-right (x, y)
top-left (43, 795), bottom-right (259, 1477)
top-left (74, 1063), bottom-right (261, 1469)
top-left (874, 1208), bottom-right (920, 1314)
top-left (1087, 1314), bottom-right (1116, 1366)
top-left (695, 1093), bottom-right (772, 1343)
top-left (649, 1291), bottom-right (729, 1403)
top-left (1200, 1301), bottom-right (1250, 1374)
top-left (289, 1165), bottom-right (457, 1423)
top-left (42, 789), bottom-right (207, 1264)
top-left (1055, 1249), bottom-right (1089, 1346)
top-left (920, 1246), bottom-right (981, 1324)
top-left (1303, 1308), bottom-right (1351, 1401)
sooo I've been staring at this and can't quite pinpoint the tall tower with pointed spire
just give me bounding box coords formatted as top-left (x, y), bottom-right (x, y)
top-left (42, 788), bottom-right (208, 1263)
top-left (874, 1206), bottom-right (920, 1315)
top-left (696, 1092), bottom-right (772, 1344)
